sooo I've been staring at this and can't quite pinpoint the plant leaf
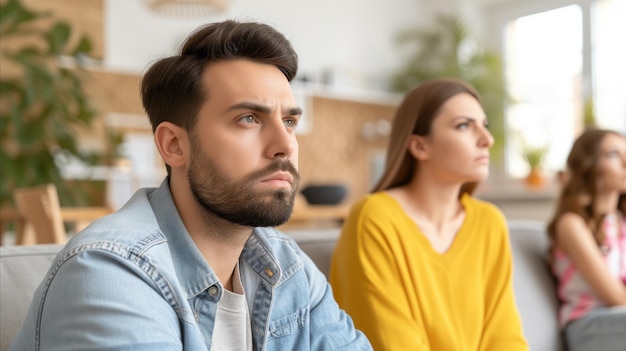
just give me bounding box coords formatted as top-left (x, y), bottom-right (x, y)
top-left (72, 35), bottom-right (93, 56)
top-left (0, 0), bottom-right (48, 35)
top-left (45, 21), bottom-right (72, 55)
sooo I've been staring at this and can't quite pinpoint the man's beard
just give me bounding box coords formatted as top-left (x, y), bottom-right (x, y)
top-left (187, 143), bottom-right (300, 228)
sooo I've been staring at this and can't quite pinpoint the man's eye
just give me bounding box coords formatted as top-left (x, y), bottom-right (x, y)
top-left (240, 115), bottom-right (256, 124)
top-left (284, 118), bottom-right (298, 128)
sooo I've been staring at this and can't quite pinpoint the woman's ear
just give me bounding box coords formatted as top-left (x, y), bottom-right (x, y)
top-left (408, 134), bottom-right (429, 161)
top-left (154, 122), bottom-right (188, 170)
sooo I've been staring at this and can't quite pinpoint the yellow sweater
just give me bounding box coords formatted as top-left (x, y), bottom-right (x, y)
top-left (329, 192), bottom-right (528, 351)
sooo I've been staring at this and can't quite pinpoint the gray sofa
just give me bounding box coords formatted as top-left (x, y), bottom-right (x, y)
top-left (0, 220), bottom-right (563, 351)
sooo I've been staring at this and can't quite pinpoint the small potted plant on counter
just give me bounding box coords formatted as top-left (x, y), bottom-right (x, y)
top-left (519, 140), bottom-right (548, 189)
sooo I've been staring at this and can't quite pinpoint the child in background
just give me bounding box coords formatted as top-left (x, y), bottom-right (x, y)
top-left (547, 128), bottom-right (626, 351)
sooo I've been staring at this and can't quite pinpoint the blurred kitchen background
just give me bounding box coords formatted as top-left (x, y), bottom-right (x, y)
top-left (1, 0), bottom-right (624, 234)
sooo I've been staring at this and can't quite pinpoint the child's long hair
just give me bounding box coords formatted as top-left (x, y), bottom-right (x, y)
top-left (547, 128), bottom-right (626, 249)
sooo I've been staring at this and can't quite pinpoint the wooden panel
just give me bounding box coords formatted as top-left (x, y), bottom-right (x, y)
top-left (19, 0), bottom-right (104, 58)
top-left (297, 96), bottom-right (397, 206)
top-left (69, 69), bottom-right (145, 152)
top-left (84, 69), bottom-right (145, 116)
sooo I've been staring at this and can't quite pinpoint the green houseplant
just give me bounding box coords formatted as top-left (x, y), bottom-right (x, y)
top-left (520, 144), bottom-right (548, 172)
top-left (389, 14), bottom-right (508, 162)
top-left (0, 0), bottom-right (120, 206)
top-left (518, 137), bottom-right (548, 188)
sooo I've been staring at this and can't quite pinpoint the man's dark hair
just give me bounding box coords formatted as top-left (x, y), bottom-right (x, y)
top-left (140, 20), bottom-right (298, 133)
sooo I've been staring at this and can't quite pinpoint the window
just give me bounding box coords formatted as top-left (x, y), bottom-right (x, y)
top-left (498, 0), bottom-right (626, 178)
top-left (593, 0), bottom-right (626, 133)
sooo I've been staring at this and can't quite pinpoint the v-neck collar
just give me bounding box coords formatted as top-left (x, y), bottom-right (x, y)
top-left (381, 191), bottom-right (473, 265)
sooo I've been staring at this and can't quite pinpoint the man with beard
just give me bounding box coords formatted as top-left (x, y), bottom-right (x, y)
top-left (9, 20), bottom-right (372, 351)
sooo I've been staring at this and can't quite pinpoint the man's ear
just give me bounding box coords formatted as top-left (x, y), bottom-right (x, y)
top-left (408, 134), bottom-right (429, 161)
top-left (154, 122), bottom-right (187, 169)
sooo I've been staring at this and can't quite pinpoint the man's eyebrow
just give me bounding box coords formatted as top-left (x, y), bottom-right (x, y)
top-left (226, 102), bottom-right (303, 116)
top-left (286, 107), bottom-right (303, 116)
top-left (227, 102), bottom-right (271, 114)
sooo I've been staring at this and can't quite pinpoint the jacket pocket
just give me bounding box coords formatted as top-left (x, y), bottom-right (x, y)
top-left (268, 306), bottom-right (310, 338)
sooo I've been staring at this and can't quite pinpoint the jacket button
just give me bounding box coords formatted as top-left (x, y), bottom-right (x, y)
top-left (264, 268), bottom-right (274, 278)
top-left (208, 285), bottom-right (218, 296)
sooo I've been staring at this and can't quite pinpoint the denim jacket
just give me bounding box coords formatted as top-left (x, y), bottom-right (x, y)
top-left (10, 179), bottom-right (371, 351)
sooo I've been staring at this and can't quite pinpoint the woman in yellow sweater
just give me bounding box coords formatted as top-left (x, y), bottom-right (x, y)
top-left (329, 78), bottom-right (528, 350)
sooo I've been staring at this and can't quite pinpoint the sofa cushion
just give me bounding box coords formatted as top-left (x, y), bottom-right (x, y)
top-left (0, 221), bottom-right (566, 351)
top-left (508, 219), bottom-right (565, 351)
top-left (0, 244), bottom-right (64, 351)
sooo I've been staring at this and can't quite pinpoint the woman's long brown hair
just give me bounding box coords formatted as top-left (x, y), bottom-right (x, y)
top-left (372, 78), bottom-right (482, 197)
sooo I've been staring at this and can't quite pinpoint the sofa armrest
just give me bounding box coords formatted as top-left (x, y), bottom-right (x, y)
top-left (0, 244), bottom-right (64, 350)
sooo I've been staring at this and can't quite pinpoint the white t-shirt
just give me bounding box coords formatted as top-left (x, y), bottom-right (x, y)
top-left (210, 262), bottom-right (253, 351)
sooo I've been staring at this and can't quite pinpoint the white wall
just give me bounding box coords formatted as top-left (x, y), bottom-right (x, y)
top-left (104, 0), bottom-right (491, 92)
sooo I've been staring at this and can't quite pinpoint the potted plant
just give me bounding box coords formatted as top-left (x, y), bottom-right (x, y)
top-left (519, 140), bottom-right (548, 189)
top-left (389, 14), bottom-right (508, 163)
top-left (0, 0), bottom-right (121, 206)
